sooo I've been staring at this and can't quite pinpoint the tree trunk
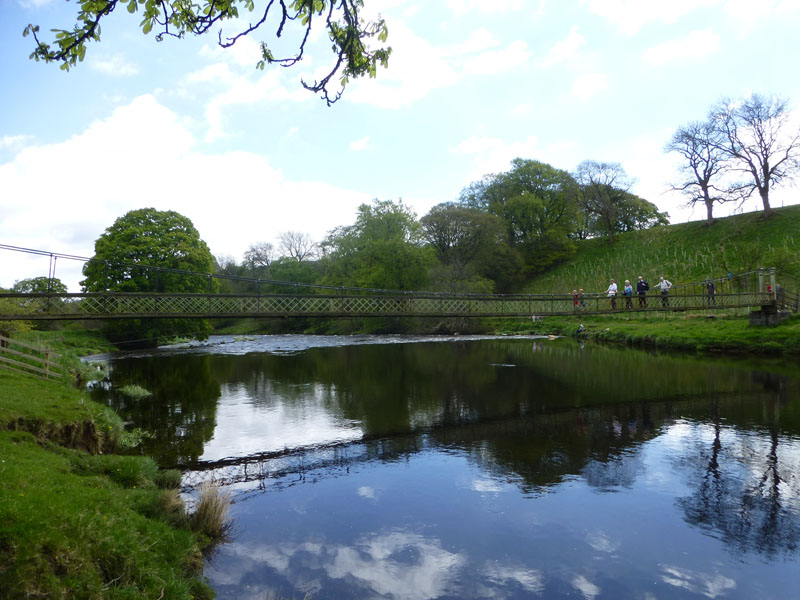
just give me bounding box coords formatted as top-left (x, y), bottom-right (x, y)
top-left (760, 187), bottom-right (772, 215)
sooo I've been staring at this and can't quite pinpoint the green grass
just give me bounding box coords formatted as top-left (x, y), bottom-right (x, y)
top-left (119, 384), bottom-right (153, 399)
top-left (0, 370), bottom-right (123, 452)
top-left (492, 311), bottom-right (800, 355)
top-left (524, 205), bottom-right (800, 294)
top-left (0, 431), bottom-right (212, 599)
top-left (0, 360), bottom-right (218, 598)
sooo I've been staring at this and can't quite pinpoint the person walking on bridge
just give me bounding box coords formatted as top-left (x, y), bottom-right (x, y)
top-left (623, 280), bottom-right (634, 308)
top-left (706, 279), bottom-right (716, 305)
top-left (636, 275), bottom-right (649, 308)
top-left (606, 279), bottom-right (618, 310)
top-left (656, 276), bottom-right (672, 307)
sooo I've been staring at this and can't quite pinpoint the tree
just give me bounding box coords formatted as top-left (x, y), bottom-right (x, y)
top-left (13, 277), bottom-right (69, 295)
top-left (81, 208), bottom-right (217, 347)
top-left (420, 203), bottom-right (513, 294)
top-left (457, 159), bottom-right (581, 273)
top-left (710, 94), bottom-right (800, 216)
top-left (321, 199), bottom-right (433, 291)
top-left (665, 120), bottom-right (732, 225)
top-left (278, 231), bottom-right (317, 262)
top-left (243, 242), bottom-right (276, 273)
top-left (420, 203), bottom-right (505, 266)
top-left (23, 0), bottom-right (390, 104)
top-left (574, 161), bottom-right (666, 243)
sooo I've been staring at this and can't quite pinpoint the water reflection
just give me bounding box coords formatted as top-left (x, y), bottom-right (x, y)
top-left (92, 337), bottom-right (800, 598)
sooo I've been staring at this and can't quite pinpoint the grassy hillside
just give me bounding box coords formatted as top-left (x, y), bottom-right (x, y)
top-left (524, 205), bottom-right (800, 294)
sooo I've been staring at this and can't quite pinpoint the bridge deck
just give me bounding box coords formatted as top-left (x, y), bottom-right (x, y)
top-left (0, 291), bottom-right (775, 320)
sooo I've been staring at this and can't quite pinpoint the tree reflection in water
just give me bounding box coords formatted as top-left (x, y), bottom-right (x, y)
top-left (92, 336), bottom-right (800, 596)
top-left (677, 373), bottom-right (800, 559)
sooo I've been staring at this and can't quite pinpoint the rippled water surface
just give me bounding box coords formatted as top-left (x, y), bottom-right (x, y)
top-left (92, 335), bottom-right (800, 599)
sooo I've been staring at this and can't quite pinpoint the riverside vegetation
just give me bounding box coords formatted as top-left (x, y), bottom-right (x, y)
top-left (0, 331), bottom-right (230, 598)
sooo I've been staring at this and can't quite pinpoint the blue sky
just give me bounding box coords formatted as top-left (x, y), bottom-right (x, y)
top-left (2, 0), bottom-right (800, 290)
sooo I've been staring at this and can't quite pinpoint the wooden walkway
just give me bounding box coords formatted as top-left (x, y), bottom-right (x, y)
top-left (0, 290), bottom-right (777, 320)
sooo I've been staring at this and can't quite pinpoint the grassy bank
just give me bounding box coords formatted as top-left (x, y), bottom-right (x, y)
top-left (491, 310), bottom-right (800, 355)
top-left (0, 334), bottom-right (219, 598)
top-left (524, 204), bottom-right (800, 294)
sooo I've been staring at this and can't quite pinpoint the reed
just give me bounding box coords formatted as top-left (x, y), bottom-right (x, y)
top-left (190, 481), bottom-right (233, 543)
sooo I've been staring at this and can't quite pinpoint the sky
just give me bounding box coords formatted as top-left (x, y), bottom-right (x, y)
top-left (2, 0), bottom-right (800, 291)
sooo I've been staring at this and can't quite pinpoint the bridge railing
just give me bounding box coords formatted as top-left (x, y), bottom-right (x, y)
top-left (0, 290), bottom-right (775, 320)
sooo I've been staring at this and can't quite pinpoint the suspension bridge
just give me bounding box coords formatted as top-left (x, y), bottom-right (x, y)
top-left (0, 245), bottom-right (797, 321)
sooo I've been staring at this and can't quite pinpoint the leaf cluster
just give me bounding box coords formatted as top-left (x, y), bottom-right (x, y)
top-left (24, 0), bottom-right (391, 103)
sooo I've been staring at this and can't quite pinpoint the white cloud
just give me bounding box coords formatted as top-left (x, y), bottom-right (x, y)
top-left (446, 0), bottom-right (525, 17)
top-left (349, 135), bottom-right (372, 151)
top-left (537, 26), bottom-right (587, 68)
top-left (182, 65), bottom-right (308, 141)
top-left (17, 0), bottom-right (55, 7)
top-left (510, 103), bottom-right (533, 116)
top-left (586, 530), bottom-right (620, 553)
top-left (642, 29), bottom-right (721, 66)
top-left (357, 486), bottom-right (378, 500)
top-left (0, 135), bottom-right (33, 151)
top-left (450, 134), bottom-right (540, 181)
top-left (572, 72), bottom-right (608, 99)
top-left (441, 28), bottom-right (501, 57)
top-left (582, 0), bottom-right (722, 34)
top-left (347, 19), bottom-right (530, 109)
top-left (484, 563), bottom-right (544, 594)
top-left (461, 40), bottom-right (531, 76)
top-left (0, 95), bottom-right (372, 291)
top-left (571, 574), bottom-right (601, 600)
top-left (326, 531), bottom-right (464, 600)
top-left (198, 37), bottom-right (263, 68)
top-left (90, 54), bottom-right (140, 77)
top-left (471, 478), bottom-right (505, 492)
top-left (660, 565), bottom-right (736, 598)
top-left (346, 20), bottom-right (461, 109)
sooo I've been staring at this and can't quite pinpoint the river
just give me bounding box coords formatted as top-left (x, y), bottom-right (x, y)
top-left (90, 335), bottom-right (800, 599)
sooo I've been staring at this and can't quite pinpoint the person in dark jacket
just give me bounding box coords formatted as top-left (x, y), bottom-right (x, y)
top-left (636, 275), bottom-right (649, 308)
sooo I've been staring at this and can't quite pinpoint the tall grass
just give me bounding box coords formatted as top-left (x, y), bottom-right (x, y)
top-left (190, 481), bottom-right (233, 544)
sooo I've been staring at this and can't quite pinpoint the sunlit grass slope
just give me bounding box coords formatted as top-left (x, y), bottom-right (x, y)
top-left (524, 205), bottom-right (800, 294)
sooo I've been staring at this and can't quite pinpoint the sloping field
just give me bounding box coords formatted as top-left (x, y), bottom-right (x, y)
top-left (525, 205), bottom-right (800, 295)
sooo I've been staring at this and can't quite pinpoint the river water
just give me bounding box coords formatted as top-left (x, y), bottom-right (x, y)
top-left (91, 335), bottom-right (800, 599)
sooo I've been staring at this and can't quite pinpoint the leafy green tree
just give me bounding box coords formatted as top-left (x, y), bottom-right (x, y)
top-left (0, 291), bottom-right (33, 342)
top-left (458, 159), bottom-right (580, 274)
top-left (267, 256), bottom-right (323, 292)
top-left (614, 192), bottom-right (669, 232)
top-left (321, 199), bottom-right (434, 291)
top-left (81, 208), bottom-right (217, 347)
top-left (420, 202), bottom-right (519, 292)
top-left (12, 277), bottom-right (69, 295)
top-left (24, 0), bottom-right (390, 104)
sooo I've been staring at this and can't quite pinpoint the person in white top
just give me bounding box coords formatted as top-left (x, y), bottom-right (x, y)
top-left (605, 279), bottom-right (618, 310)
top-left (656, 276), bottom-right (672, 307)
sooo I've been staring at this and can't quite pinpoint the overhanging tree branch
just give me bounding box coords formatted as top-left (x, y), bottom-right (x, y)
top-left (24, 0), bottom-right (391, 104)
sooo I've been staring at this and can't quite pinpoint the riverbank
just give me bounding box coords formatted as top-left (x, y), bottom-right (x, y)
top-left (212, 310), bottom-right (800, 356)
top-left (491, 310), bottom-right (800, 355)
top-left (0, 332), bottom-right (216, 598)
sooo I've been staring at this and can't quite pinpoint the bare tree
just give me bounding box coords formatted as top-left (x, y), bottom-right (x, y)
top-left (279, 231), bottom-right (317, 261)
top-left (574, 161), bottom-right (632, 243)
top-left (243, 242), bottom-right (275, 272)
top-left (665, 120), bottom-right (731, 225)
top-left (711, 94), bottom-right (800, 216)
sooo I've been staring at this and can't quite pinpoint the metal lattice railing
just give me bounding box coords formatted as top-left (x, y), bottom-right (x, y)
top-left (0, 290), bottom-right (777, 320)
